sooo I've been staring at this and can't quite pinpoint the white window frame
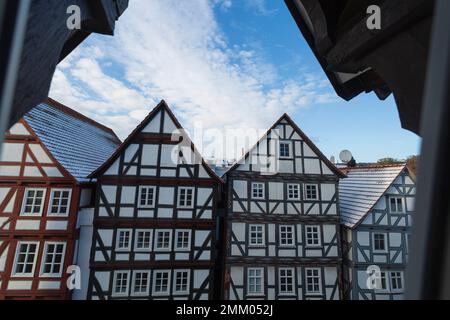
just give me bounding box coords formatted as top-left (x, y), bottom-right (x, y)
top-left (278, 268), bottom-right (295, 295)
top-left (173, 269), bottom-right (190, 294)
top-left (12, 241), bottom-right (40, 277)
top-left (175, 230), bottom-right (191, 252)
top-left (40, 241), bottom-right (66, 277)
top-left (47, 188), bottom-right (72, 216)
top-left (20, 188), bottom-right (47, 216)
top-left (279, 225), bottom-right (295, 247)
top-left (279, 141), bottom-right (292, 158)
top-left (389, 197), bottom-right (405, 213)
top-left (304, 184), bottom-right (318, 200)
top-left (287, 183), bottom-right (300, 200)
top-left (305, 225), bottom-right (321, 247)
top-left (131, 270), bottom-right (151, 296)
top-left (251, 182), bottom-right (265, 200)
top-left (152, 270), bottom-right (171, 296)
top-left (247, 267), bottom-right (264, 296)
top-left (389, 271), bottom-right (404, 292)
top-left (154, 229), bottom-right (173, 252)
top-left (138, 186), bottom-right (156, 209)
top-left (374, 271), bottom-right (389, 292)
top-left (373, 232), bottom-right (388, 253)
top-left (116, 229), bottom-right (132, 251)
top-left (249, 224), bottom-right (265, 246)
top-left (305, 268), bottom-right (322, 294)
top-left (177, 187), bottom-right (195, 209)
top-left (112, 270), bottom-right (131, 297)
top-left (134, 229), bottom-right (152, 252)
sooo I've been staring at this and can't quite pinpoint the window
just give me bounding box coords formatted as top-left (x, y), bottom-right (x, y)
top-left (373, 233), bottom-right (387, 252)
top-left (155, 230), bottom-right (172, 251)
top-left (178, 187), bottom-right (194, 208)
top-left (304, 184), bottom-right (318, 200)
top-left (174, 270), bottom-right (190, 294)
top-left (306, 226), bottom-right (321, 247)
top-left (279, 142), bottom-right (291, 158)
top-left (390, 197), bottom-right (404, 213)
top-left (48, 189), bottom-right (71, 216)
top-left (305, 268), bottom-right (322, 294)
top-left (41, 242), bottom-right (66, 277)
top-left (153, 270), bottom-right (170, 295)
top-left (249, 225), bottom-right (264, 246)
top-left (21, 188), bottom-right (46, 216)
top-left (379, 271), bottom-right (388, 290)
top-left (175, 230), bottom-right (191, 251)
top-left (113, 271), bottom-right (130, 296)
top-left (116, 229), bottom-right (132, 251)
top-left (279, 268), bottom-right (295, 294)
top-left (134, 230), bottom-right (152, 251)
top-left (287, 184), bottom-right (300, 200)
top-left (132, 271), bottom-right (150, 296)
top-left (279, 225), bottom-right (294, 246)
top-left (251, 183), bottom-right (264, 199)
top-left (139, 186), bottom-right (155, 208)
top-left (13, 242), bottom-right (39, 277)
top-left (247, 268), bottom-right (263, 295)
top-left (390, 272), bottom-right (403, 291)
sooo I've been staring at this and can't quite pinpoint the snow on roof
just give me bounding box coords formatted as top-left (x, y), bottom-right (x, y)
top-left (23, 99), bottom-right (121, 182)
top-left (339, 164), bottom-right (406, 228)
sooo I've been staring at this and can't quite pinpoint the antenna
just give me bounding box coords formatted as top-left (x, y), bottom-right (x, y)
top-left (339, 150), bottom-right (353, 164)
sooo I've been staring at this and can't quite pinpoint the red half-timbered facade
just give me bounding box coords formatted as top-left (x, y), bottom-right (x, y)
top-left (85, 100), bottom-right (223, 300)
top-left (0, 99), bottom-right (120, 299)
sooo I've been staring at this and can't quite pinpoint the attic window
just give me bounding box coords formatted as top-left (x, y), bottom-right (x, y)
top-left (279, 142), bottom-right (291, 158)
top-left (390, 197), bottom-right (404, 213)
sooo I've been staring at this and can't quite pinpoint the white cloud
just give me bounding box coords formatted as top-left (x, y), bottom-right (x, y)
top-left (245, 0), bottom-right (278, 16)
top-left (214, 0), bottom-right (232, 11)
top-left (50, 0), bottom-right (336, 158)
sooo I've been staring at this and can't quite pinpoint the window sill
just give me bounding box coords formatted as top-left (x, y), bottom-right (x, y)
top-left (246, 293), bottom-right (265, 298)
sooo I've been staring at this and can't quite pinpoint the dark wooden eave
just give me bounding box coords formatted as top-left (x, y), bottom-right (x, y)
top-left (9, 0), bottom-right (129, 128)
top-left (285, 0), bottom-right (435, 135)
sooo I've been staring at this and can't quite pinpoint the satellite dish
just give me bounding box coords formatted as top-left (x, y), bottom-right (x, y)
top-left (339, 150), bottom-right (353, 163)
top-left (330, 156), bottom-right (336, 164)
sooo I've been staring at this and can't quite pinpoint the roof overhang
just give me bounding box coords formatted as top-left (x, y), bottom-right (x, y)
top-left (285, 0), bottom-right (434, 135)
top-left (9, 0), bottom-right (129, 129)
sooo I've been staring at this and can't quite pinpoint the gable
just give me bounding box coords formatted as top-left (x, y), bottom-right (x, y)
top-left (141, 107), bottom-right (178, 135)
top-left (1, 120), bottom-right (68, 179)
top-left (96, 101), bottom-right (222, 182)
top-left (341, 166), bottom-right (415, 228)
top-left (233, 115), bottom-right (341, 177)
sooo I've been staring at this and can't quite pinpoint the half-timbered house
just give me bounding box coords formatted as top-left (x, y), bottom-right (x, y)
top-left (339, 165), bottom-right (415, 300)
top-left (0, 98), bottom-right (120, 299)
top-left (223, 114), bottom-right (345, 300)
top-left (84, 100), bottom-right (223, 300)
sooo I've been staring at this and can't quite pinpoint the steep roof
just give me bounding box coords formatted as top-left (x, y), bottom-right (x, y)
top-left (227, 113), bottom-right (345, 178)
top-left (90, 100), bottom-right (224, 183)
top-left (339, 164), bottom-right (408, 228)
top-left (23, 98), bottom-right (121, 182)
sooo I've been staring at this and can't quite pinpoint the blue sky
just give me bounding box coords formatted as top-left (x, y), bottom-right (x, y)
top-left (50, 0), bottom-right (420, 163)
